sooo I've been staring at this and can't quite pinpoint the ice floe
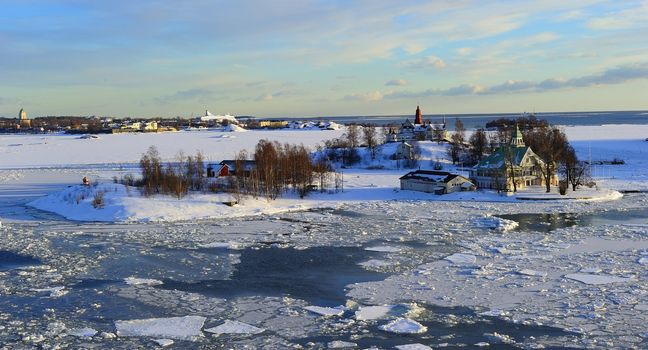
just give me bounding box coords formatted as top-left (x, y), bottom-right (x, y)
top-left (124, 277), bottom-right (164, 286)
top-left (327, 340), bottom-right (358, 348)
top-left (67, 328), bottom-right (98, 337)
top-left (564, 273), bottom-right (634, 285)
top-left (365, 245), bottom-right (402, 252)
top-left (304, 305), bottom-right (345, 317)
top-left (472, 215), bottom-right (519, 232)
top-left (153, 339), bottom-right (174, 347)
top-left (354, 305), bottom-right (395, 320)
top-left (516, 269), bottom-right (547, 277)
top-left (395, 344), bottom-right (433, 350)
top-left (378, 318), bottom-right (427, 334)
top-left (32, 286), bottom-right (68, 297)
top-left (444, 253), bottom-right (477, 265)
top-left (115, 316), bottom-right (206, 341)
top-left (204, 320), bottom-right (265, 336)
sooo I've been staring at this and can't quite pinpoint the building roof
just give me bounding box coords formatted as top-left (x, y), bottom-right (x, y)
top-left (473, 145), bottom-right (546, 170)
top-left (215, 160), bottom-right (256, 172)
top-left (399, 170), bottom-right (470, 184)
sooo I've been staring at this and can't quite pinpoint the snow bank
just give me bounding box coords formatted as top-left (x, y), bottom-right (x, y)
top-left (222, 124), bottom-right (247, 132)
top-left (27, 183), bottom-right (337, 222)
top-left (115, 316), bottom-right (206, 341)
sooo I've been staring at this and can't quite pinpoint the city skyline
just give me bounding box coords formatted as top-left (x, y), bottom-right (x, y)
top-left (1, 1), bottom-right (648, 118)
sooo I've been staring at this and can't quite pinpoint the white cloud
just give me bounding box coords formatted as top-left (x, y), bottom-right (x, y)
top-left (384, 62), bottom-right (648, 98)
top-left (402, 43), bottom-right (425, 55)
top-left (345, 91), bottom-right (384, 102)
top-left (456, 47), bottom-right (473, 56)
top-left (586, 2), bottom-right (648, 30)
top-left (402, 55), bottom-right (446, 70)
top-left (385, 79), bottom-right (408, 86)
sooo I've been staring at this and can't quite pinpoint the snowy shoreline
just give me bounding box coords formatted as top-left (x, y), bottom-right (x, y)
top-left (26, 182), bottom-right (622, 223)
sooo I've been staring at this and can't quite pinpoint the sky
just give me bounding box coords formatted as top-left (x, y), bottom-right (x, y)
top-left (1, 0), bottom-right (648, 118)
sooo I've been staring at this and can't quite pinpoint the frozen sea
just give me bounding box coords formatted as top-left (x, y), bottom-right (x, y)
top-left (1, 168), bottom-right (648, 349)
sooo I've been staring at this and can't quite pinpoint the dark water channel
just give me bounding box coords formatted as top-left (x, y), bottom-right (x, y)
top-left (161, 245), bottom-right (386, 306)
top-left (0, 250), bottom-right (41, 271)
top-left (498, 207), bottom-right (648, 232)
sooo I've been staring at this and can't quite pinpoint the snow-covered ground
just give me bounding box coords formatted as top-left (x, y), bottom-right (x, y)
top-left (1, 124), bottom-right (648, 348)
top-left (0, 128), bottom-right (344, 168)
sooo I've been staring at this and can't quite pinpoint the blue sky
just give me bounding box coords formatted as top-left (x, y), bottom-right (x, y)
top-left (1, 0), bottom-right (648, 117)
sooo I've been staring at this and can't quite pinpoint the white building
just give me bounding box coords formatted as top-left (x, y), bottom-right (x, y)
top-left (400, 170), bottom-right (475, 195)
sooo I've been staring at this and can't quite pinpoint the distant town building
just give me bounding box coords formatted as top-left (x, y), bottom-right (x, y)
top-left (470, 124), bottom-right (557, 191)
top-left (386, 105), bottom-right (449, 143)
top-left (400, 170), bottom-right (475, 195)
top-left (17, 108), bottom-right (31, 129)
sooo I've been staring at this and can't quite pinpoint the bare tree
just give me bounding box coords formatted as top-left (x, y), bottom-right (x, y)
top-left (468, 128), bottom-right (488, 164)
top-left (525, 125), bottom-right (569, 193)
top-left (502, 146), bottom-right (520, 192)
top-left (561, 145), bottom-right (590, 191)
top-left (363, 125), bottom-right (379, 159)
top-left (448, 118), bottom-right (466, 164)
top-left (345, 124), bottom-right (360, 148)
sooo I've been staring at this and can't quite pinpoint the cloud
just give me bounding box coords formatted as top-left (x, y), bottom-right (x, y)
top-left (385, 79), bottom-right (408, 86)
top-left (402, 43), bottom-right (425, 55)
top-left (156, 88), bottom-right (214, 103)
top-left (256, 94), bottom-right (274, 101)
top-left (402, 55), bottom-right (446, 70)
top-left (456, 47), bottom-right (473, 56)
top-left (255, 90), bottom-right (290, 101)
top-left (344, 91), bottom-right (384, 102)
top-left (555, 9), bottom-right (583, 22)
top-left (586, 2), bottom-right (648, 30)
top-left (383, 63), bottom-right (648, 98)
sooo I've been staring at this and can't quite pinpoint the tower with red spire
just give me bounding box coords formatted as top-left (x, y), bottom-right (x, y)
top-left (414, 105), bottom-right (423, 125)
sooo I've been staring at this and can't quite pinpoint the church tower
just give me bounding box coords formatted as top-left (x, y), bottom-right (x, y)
top-left (510, 124), bottom-right (525, 147)
top-left (414, 105), bottom-right (423, 125)
top-left (17, 108), bottom-right (31, 129)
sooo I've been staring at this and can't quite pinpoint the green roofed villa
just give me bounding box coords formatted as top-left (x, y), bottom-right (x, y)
top-left (469, 125), bottom-right (558, 192)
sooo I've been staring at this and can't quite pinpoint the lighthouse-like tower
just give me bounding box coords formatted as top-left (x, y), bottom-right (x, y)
top-left (414, 105), bottom-right (423, 125)
top-left (17, 108), bottom-right (31, 129)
